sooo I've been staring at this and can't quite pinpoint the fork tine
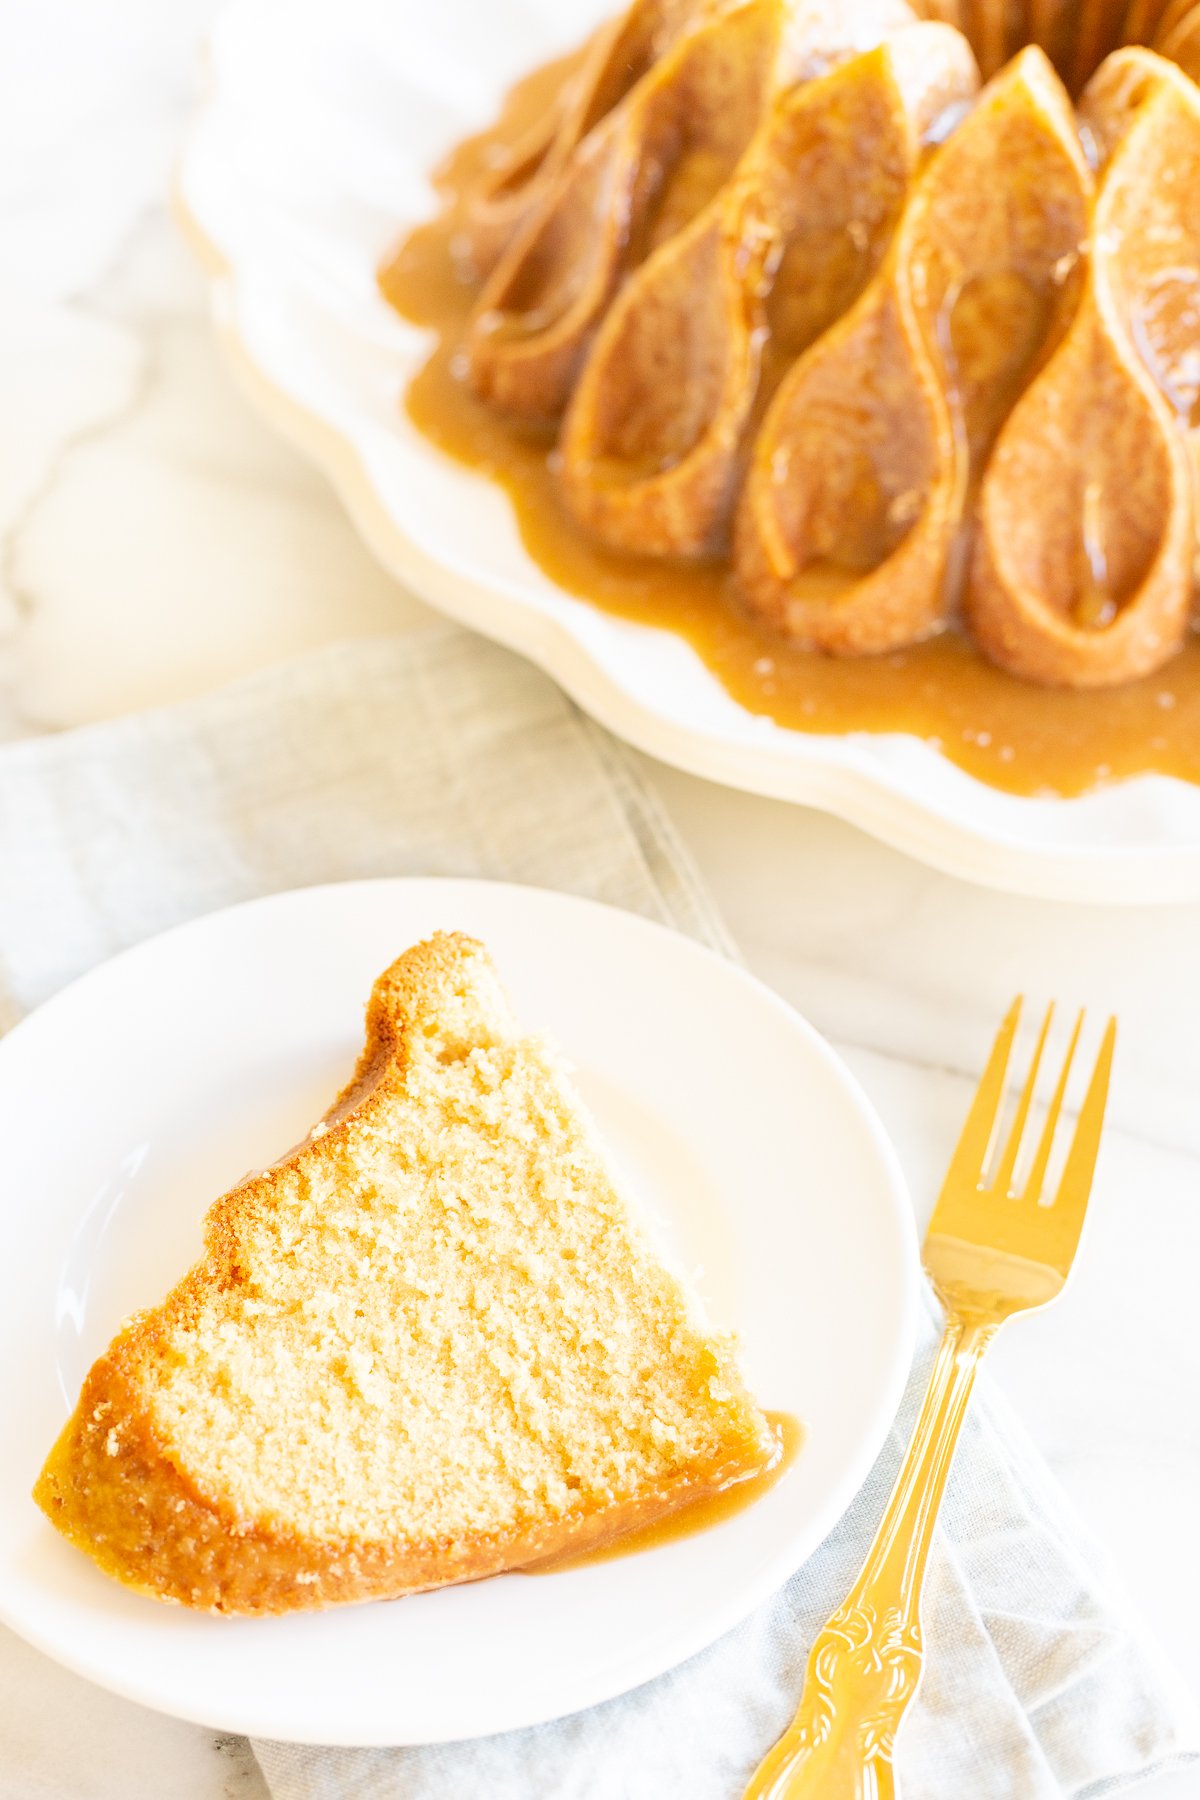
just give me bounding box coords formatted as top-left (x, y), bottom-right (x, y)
top-left (991, 1002), bottom-right (1054, 1198)
top-left (1049, 1017), bottom-right (1117, 1245)
top-left (938, 996), bottom-right (1022, 1197)
top-left (1022, 1009), bottom-right (1083, 1205)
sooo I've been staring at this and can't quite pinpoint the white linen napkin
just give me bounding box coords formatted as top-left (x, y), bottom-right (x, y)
top-left (0, 628), bottom-right (1195, 1799)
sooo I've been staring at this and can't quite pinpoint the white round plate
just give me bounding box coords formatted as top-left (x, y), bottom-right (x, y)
top-left (0, 878), bottom-right (917, 1745)
top-left (174, 0), bottom-right (1200, 905)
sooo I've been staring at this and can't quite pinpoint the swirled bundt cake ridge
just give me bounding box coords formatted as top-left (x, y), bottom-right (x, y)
top-left (967, 49), bottom-right (1200, 685)
top-left (453, 0), bottom-right (1200, 689)
top-left (558, 23), bottom-right (979, 560)
top-left (735, 45), bottom-right (1094, 655)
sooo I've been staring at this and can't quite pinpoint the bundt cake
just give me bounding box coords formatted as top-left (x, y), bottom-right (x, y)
top-left (406, 0), bottom-right (1200, 691)
top-left (36, 934), bottom-right (775, 1614)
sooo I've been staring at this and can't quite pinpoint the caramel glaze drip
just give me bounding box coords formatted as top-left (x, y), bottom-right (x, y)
top-left (380, 49), bottom-right (1200, 800)
top-left (520, 1410), bottom-right (804, 1573)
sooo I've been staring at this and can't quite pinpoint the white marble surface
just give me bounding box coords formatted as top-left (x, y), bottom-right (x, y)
top-left (2, 3), bottom-right (1199, 1796)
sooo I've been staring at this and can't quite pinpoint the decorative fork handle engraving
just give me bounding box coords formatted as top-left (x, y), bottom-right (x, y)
top-left (743, 1314), bottom-right (995, 1800)
top-left (743, 1000), bottom-right (1113, 1796)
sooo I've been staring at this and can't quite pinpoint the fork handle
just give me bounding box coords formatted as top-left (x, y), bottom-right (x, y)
top-left (742, 1314), bottom-right (995, 1800)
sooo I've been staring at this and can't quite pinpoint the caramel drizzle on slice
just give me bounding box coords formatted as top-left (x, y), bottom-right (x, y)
top-left (968, 50), bottom-right (1199, 686)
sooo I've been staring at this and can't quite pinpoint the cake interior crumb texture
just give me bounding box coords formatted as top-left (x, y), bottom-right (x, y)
top-left (35, 931), bottom-right (775, 1613)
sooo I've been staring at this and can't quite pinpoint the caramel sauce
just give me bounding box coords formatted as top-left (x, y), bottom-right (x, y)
top-left (379, 53), bottom-right (1200, 799)
top-left (521, 1410), bottom-right (804, 1574)
top-left (946, 267), bottom-right (1058, 465)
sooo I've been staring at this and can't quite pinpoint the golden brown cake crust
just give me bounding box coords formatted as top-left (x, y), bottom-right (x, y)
top-left (35, 933), bottom-right (774, 1615)
top-left (36, 1360), bottom-right (760, 1614)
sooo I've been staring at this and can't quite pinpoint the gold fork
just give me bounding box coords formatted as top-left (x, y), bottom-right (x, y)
top-left (742, 998), bottom-right (1116, 1800)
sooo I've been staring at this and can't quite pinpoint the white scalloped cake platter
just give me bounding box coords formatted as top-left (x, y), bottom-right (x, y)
top-left (176, 0), bottom-right (1200, 902)
top-left (0, 879), bottom-right (917, 1743)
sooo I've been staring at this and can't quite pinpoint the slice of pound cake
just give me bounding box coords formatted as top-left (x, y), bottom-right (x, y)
top-left (36, 932), bottom-right (775, 1613)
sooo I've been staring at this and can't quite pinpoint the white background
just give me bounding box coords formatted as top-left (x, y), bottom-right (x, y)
top-left (0, 1), bottom-right (1198, 1793)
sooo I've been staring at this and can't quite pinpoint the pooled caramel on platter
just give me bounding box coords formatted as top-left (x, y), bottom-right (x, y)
top-left (381, 0), bottom-right (1200, 796)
